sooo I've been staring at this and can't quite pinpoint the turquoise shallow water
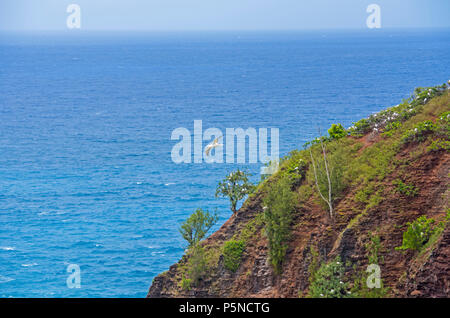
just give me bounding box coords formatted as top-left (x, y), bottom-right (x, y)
top-left (0, 29), bottom-right (449, 297)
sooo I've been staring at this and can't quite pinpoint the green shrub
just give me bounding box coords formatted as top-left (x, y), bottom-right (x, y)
top-left (180, 276), bottom-right (192, 291)
top-left (438, 111), bottom-right (450, 123)
top-left (419, 211), bottom-right (450, 256)
top-left (179, 208), bottom-right (218, 247)
top-left (303, 136), bottom-right (329, 148)
top-left (396, 215), bottom-right (435, 251)
top-left (307, 246), bottom-right (320, 285)
top-left (393, 179), bottom-right (418, 197)
top-left (401, 120), bottom-right (436, 144)
top-left (328, 123), bottom-right (347, 140)
top-left (282, 156), bottom-right (307, 186)
top-left (382, 121), bottom-right (402, 137)
top-left (263, 176), bottom-right (295, 274)
top-left (186, 244), bottom-right (208, 284)
top-left (411, 85), bottom-right (447, 106)
top-left (365, 233), bottom-right (383, 264)
top-left (349, 118), bottom-right (371, 137)
top-left (308, 257), bottom-right (350, 298)
top-left (435, 111), bottom-right (450, 139)
top-left (428, 138), bottom-right (450, 152)
top-left (351, 267), bottom-right (389, 298)
top-left (222, 240), bottom-right (245, 272)
top-left (239, 213), bottom-right (264, 243)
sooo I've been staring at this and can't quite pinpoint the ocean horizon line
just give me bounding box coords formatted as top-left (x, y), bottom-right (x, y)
top-left (1, 26), bottom-right (450, 34)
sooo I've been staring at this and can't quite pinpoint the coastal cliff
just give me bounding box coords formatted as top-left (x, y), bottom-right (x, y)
top-left (148, 84), bottom-right (450, 298)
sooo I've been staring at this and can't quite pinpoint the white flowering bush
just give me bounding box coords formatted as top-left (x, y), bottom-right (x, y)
top-left (348, 82), bottom-right (449, 137)
top-left (309, 256), bottom-right (351, 298)
top-left (436, 111), bottom-right (450, 138)
top-left (401, 120), bottom-right (436, 143)
top-left (282, 156), bottom-right (307, 187)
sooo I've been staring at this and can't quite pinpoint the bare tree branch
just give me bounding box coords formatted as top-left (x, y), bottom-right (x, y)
top-left (309, 135), bottom-right (334, 219)
top-left (319, 137), bottom-right (333, 218)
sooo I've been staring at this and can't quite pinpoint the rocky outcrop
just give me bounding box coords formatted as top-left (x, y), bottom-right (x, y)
top-left (404, 226), bottom-right (450, 297)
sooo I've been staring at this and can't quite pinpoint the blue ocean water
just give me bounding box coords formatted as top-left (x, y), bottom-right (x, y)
top-left (0, 29), bottom-right (449, 297)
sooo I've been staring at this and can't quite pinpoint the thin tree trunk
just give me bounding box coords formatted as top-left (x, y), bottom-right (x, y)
top-left (319, 139), bottom-right (333, 219)
top-left (309, 144), bottom-right (333, 219)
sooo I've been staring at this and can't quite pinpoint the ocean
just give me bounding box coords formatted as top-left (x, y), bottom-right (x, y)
top-left (0, 29), bottom-right (449, 297)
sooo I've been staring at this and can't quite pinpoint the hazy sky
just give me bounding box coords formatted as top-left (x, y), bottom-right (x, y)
top-left (0, 0), bottom-right (449, 31)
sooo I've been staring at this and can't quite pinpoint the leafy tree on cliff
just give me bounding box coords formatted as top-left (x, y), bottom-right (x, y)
top-left (179, 208), bottom-right (218, 247)
top-left (215, 169), bottom-right (255, 214)
top-left (328, 123), bottom-right (346, 140)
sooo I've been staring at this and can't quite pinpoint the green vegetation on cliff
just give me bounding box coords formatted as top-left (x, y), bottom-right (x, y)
top-left (149, 82), bottom-right (450, 298)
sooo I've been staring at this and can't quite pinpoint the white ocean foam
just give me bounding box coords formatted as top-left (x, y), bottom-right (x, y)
top-left (0, 275), bottom-right (14, 283)
top-left (21, 263), bottom-right (38, 267)
top-left (0, 246), bottom-right (15, 251)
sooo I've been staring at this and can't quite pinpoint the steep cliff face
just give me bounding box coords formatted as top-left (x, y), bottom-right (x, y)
top-left (148, 88), bottom-right (450, 298)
